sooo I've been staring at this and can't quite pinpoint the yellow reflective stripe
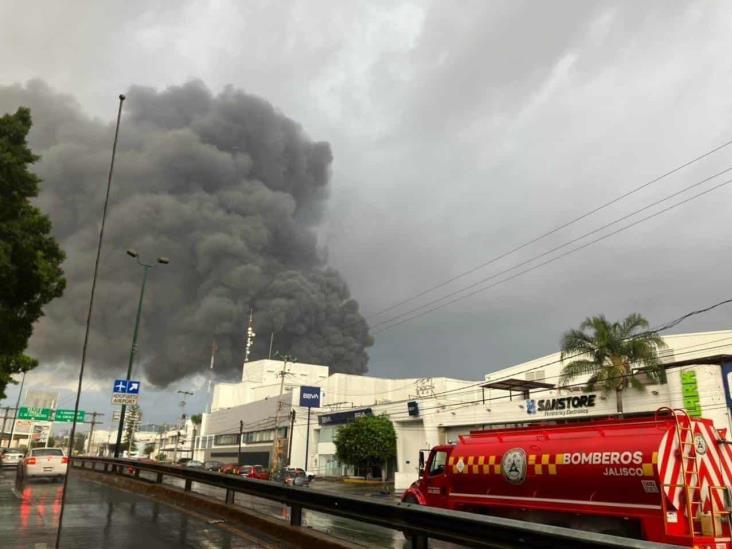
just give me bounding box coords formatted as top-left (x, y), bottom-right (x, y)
top-left (548, 464), bottom-right (557, 475)
top-left (651, 452), bottom-right (658, 464)
top-left (541, 454), bottom-right (550, 465)
top-left (555, 453), bottom-right (565, 464)
top-left (642, 463), bottom-right (653, 477)
top-left (528, 455), bottom-right (536, 465)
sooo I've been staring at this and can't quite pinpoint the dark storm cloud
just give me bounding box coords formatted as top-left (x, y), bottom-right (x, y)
top-left (0, 80), bottom-right (372, 386)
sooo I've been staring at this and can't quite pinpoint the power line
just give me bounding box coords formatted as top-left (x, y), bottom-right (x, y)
top-left (373, 177), bottom-right (732, 334)
top-left (367, 137), bottom-right (732, 321)
top-left (371, 166), bottom-right (732, 330)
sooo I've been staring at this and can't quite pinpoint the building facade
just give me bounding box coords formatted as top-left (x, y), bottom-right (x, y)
top-left (196, 330), bottom-right (732, 490)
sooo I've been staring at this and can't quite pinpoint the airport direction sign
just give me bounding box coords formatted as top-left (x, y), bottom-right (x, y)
top-left (112, 393), bottom-right (139, 405)
top-left (17, 407), bottom-right (53, 421)
top-left (112, 378), bottom-right (141, 405)
top-left (54, 409), bottom-right (86, 423)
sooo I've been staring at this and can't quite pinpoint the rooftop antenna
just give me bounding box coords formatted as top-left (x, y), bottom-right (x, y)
top-left (244, 309), bottom-right (256, 363)
top-left (207, 339), bottom-right (217, 413)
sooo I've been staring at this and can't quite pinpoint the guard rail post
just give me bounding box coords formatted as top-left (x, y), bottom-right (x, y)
top-left (289, 504), bottom-right (302, 527)
top-left (225, 489), bottom-right (235, 504)
top-left (156, 472), bottom-right (163, 484)
top-left (184, 479), bottom-right (192, 492)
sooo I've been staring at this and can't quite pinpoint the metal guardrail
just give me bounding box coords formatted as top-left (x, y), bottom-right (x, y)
top-left (72, 457), bottom-right (683, 549)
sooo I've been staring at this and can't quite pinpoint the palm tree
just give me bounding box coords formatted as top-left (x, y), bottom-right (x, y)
top-left (559, 313), bottom-right (667, 416)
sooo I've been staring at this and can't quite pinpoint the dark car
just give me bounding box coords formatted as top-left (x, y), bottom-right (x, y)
top-left (273, 468), bottom-right (308, 486)
top-left (203, 460), bottom-right (223, 472)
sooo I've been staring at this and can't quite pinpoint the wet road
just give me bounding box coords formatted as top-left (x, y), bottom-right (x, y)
top-left (1, 464), bottom-right (460, 548)
top-left (0, 466), bottom-right (280, 548)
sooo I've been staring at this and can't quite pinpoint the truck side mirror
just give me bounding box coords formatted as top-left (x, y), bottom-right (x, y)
top-left (418, 450), bottom-right (425, 475)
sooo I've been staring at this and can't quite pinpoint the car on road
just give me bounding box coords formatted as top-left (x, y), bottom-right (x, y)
top-left (0, 448), bottom-right (25, 467)
top-left (272, 467), bottom-right (309, 486)
top-left (251, 465), bottom-right (270, 480)
top-left (220, 463), bottom-right (239, 474)
top-left (184, 460), bottom-right (204, 468)
top-left (16, 448), bottom-right (68, 481)
top-left (203, 460), bottom-right (223, 472)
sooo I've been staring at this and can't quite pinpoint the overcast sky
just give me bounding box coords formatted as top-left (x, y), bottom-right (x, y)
top-left (2, 1), bottom-right (732, 425)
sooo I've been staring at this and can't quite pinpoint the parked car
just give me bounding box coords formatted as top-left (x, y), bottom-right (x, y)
top-left (16, 448), bottom-right (67, 481)
top-left (176, 457), bottom-right (191, 466)
top-left (184, 460), bottom-right (204, 468)
top-left (272, 468), bottom-right (308, 486)
top-left (203, 460), bottom-right (223, 472)
top-left (220, 463), bottom-right (239, 474)
top-left (0, 448), bottom-right (25, 467)
top-left (236, 465), bottom-right (254, 477)
top-left (251, 465), bottom-right (270, 480)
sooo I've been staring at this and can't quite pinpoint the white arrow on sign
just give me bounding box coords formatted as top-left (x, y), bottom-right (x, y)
top-left (128, 381), bottom-right (140, 393)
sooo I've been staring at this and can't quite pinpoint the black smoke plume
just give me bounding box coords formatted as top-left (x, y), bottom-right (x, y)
top-left (0, 80), bottom-right (372, 386)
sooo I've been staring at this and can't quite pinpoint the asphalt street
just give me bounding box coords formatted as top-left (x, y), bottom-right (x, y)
top-left (1, 465), bottom-right (458, 548)
top-left (0, 466), bottom-right (281, 548)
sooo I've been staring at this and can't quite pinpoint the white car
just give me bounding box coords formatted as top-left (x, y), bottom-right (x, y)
top-left (0, 448), bottom-right (25, 467)
top-left (16, 448), bottom-right (68, 481)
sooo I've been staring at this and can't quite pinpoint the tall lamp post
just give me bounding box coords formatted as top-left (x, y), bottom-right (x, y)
top-left (114, 250), bottom-right (169, 458)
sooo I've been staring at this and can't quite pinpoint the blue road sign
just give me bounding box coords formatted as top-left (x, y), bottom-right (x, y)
top-left (127, 380), bottom-right (141, 394)
top-left (113, 379), bottom-right (128, 393)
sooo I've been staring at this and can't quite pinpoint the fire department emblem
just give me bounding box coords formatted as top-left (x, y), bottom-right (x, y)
top-left (694, 433), bottom-right (707, 455)
top-left (456, 457), bottom-right (465, 473)
top-left (501, 448), bottom-right (527, 485)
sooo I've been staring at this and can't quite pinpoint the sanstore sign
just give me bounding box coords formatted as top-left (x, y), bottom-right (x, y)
top-left (526, 394), bottom-right (597, 417)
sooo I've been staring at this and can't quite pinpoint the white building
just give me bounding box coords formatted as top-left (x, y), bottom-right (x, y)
top-left (197, 330), bottom-right (732, 490)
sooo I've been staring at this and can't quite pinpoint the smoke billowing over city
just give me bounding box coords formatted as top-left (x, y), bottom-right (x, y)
top-left (0, 80), bottom-right (372, 386)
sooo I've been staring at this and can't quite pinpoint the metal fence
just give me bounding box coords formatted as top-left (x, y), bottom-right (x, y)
top-left (71, 457), bottom-right (682, 549)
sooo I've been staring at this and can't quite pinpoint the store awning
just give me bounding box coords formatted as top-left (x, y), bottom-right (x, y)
top-left (480, 379), bottom-right (555, 391)
top-left (480, 378), bottom-right (555, 403)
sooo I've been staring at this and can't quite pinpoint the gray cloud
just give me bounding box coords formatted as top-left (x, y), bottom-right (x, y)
top-left (0, 80), bottom-right (372, 386)
top-left (2, 1), bottom-right (732, 391)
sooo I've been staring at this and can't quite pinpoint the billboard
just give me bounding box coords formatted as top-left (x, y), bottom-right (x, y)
top-left (299, 386), bottom-right (321, 408)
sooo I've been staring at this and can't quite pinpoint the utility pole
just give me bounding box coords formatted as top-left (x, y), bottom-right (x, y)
top-left (238, 420), bottom-right (243, 466)
top-left (8, 370), bottom-right (27, 448)
top-left (0, 407), bottom-right (11, 447)
top-left (177, 390), bottom-right (194, 424)
top-left (86, 412), bottom-right (103, 455)
top-left (173, 431), bottom-right (180, 463)
top-left (286, 409), bottom-right (296, 466)
top-left (270, 354), bottom-right (294, 471)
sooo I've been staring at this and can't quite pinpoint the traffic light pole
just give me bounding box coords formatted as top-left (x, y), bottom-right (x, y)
top-left (114, 265), bottom-right (149, 458)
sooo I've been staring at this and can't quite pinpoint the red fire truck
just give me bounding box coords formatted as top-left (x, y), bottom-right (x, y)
top-left (402, 408), bottom-right (732, 548)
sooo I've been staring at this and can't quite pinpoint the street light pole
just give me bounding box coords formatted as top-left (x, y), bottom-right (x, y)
top-left (114, 251), bottom-right (169, 458)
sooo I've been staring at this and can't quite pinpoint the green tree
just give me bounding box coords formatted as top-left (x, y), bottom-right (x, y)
top-left (143, 443), bottom-right (156, 457)
top-left (334, 415), bottom-right (396, 481)
top-left (73, 433), bottom-right (87, 454)
top-left (124, 405), bottom-right (142, 453)
top-left (0, 107), bottom-right (66, 398)
top-left (190, 414), bottom-right (202, 426)
top-left (560, 313), bottom-right (667, 416)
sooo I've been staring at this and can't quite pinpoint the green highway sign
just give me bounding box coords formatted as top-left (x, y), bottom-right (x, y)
top-left (54, 409), bottom-right (86, 423)
top-left (17, 407), bottom-right (53, 421)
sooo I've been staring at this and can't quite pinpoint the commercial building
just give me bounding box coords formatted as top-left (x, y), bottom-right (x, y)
top-left (196, 330), bottom-right (732, 490)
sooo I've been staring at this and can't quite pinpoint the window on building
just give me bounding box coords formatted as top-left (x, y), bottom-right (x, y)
top-left (319, 426), bottom-right (338, 443)
top-left (214, 434), bottom-right (239, 446)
